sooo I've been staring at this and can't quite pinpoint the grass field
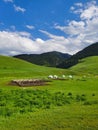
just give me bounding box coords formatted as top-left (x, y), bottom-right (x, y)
top-left (0, 55), bottom-right (98, 130)
top-left (70, 56), bottom-right (98, 75)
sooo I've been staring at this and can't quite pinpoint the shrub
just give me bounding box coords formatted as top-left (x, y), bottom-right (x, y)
top-left (76, 94), bottom-right (86, 102)
top-left (67, 92), bottom-right (72, 96)
top-left (56, 102), bottom-right (63, 106)
top-left (0, 107), bottom-right (14, 117)
top-left (92, 93), bottom-right (95, 96)
top-left (0, 101), bottom-right (6, 106)
top-left (91, 101), bottom-right (98, 105)
top-left (83, 101), bottom-right (92, 105)
top-left (14, 99), bottom-right (30, 108)
top-left (81, 94), bottom-right (86, 97)
top-left (44, 104), bottom-right (51, 109)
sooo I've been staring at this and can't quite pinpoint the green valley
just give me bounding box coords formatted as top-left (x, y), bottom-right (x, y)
top-left (0, 55), bottom-right (98, 130)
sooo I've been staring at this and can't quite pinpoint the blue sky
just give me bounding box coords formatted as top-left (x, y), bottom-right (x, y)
top-left (0, 0), bottom-right (98, 55)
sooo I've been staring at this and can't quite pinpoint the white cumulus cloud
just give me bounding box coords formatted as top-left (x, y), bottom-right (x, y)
top-left (14, 5), bottom-right (26, 13)
top-left (0, 31), bottom-right (39, 55)
top-left (54, 1), bottom-right (98, 52)
top-left (80, 4), bottom-right (98, 20)
top-left (75, 3), bottom-right (83, 7)
top-left (0, 30), bottom-right (77, 56)
top-left (0, 1), bottom-right (98, 56)
top-left (26, 25), bottom-right (35, 30)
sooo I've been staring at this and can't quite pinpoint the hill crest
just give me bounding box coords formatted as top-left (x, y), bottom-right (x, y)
top-left (57, 42), bottom-right (98, 68)
top-left (14, 51), bottom-right (71, 67)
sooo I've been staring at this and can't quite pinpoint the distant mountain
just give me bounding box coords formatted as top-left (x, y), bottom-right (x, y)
top-left (14, 51), bottom-right (71, 67)
top-left (57, 42), bottom-right (98, 68)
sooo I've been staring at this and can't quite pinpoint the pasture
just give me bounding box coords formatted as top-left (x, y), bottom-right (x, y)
top-left (0, 55), bottom-right (98, 130)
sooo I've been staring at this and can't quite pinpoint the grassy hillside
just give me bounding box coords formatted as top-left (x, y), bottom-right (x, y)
top-left (0, 55), bottom-right (72, 89)
top-left (57, 42), bottom-right (98, 68)
top-left (0, 55), bottom-right (70, 78)
top-left (70, 56), bottom-right (98, 75)
top-left (0, 55), bottom-right (98, 130)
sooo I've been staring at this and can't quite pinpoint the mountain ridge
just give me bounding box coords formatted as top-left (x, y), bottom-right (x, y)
top-left (14, 51), bottom-right (71, 67)
top-left (57, 42), bottom-right (98, 68)
top-left (14, 42), bottom-right (98, 69)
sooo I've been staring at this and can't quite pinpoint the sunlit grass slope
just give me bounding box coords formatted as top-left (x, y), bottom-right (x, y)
top-left (0, 55), bottom-right (70, 78)
top-left (0, 56), bottom-right (98, 130)
top-left (70, 56), bottom-right (98, 75)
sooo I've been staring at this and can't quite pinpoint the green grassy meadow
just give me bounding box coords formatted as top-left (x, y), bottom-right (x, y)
top-left (70, 56), bottom-right (98, 75)
top-left (0, 55), bottom-right (98, 130)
